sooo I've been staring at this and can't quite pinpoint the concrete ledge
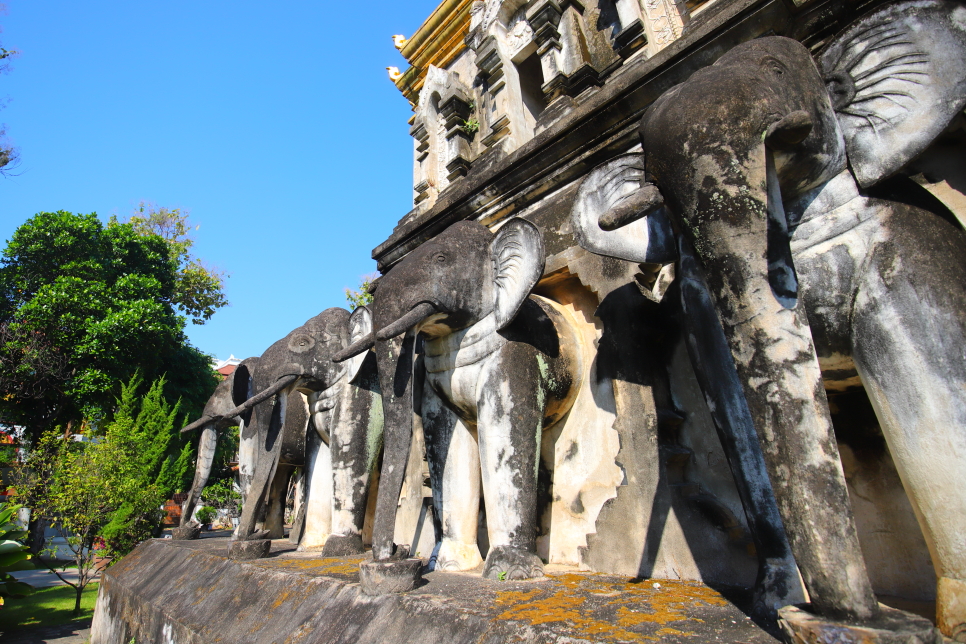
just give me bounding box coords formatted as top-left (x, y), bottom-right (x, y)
top-left (91, 537), bottom-right (781, 643)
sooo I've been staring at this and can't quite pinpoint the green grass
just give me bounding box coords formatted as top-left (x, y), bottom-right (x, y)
top-left (0, 582), bottom-right (98, 630)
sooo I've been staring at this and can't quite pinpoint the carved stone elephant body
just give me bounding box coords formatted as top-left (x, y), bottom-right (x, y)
top-left (421, 294), bottom-right (580, 576)
top-left (181, 307), bottom-right (382, 557)
top-left (789, 173), bottom-right (966, 609)
top-left (572, 2), bottom-right (966, 635)
top-left (298, 345), bottom-right (382, 554)
top-left (336, 219), bottom-right (580, 580)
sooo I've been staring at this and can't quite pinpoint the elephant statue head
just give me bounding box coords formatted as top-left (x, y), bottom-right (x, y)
top-left (335, 218), bottom-right (553, 564)
top-left (571, 2), bottom-right (966, 633)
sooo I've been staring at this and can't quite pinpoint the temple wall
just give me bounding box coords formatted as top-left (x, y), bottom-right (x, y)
top-left (381, 0), bottom-right (961, 605)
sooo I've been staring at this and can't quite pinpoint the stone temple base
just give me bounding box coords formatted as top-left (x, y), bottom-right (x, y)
top-left (90, 537), bottom-right (784, 644)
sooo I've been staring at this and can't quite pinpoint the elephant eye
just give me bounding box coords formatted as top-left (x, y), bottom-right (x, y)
top-left (435, 253), bottom-right (446, 263)
top-left (762, 57), bottom-right (785, 76)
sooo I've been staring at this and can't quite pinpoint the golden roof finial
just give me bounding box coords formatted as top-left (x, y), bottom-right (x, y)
top-left (392, 35), bottom-right (408, 50)
top-left (386, 66), bottom-right (403, 82)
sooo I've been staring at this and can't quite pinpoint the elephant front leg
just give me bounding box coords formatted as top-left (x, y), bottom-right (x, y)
top-left (476, 358), bottom-right (544, 581)
top-left (846, 208), bottom-right (966, 641)
top-left (422, 387), bottom-right (483, 571)
top-left (299, 429), bottom-right (333, 550)
top-left (262, 465), bottom-right (292, 540)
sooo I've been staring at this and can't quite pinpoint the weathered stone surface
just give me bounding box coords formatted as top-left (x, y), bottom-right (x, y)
top-left (359, 558), bottom-right (423, 595)
top-left (778, 604), bottom-right (941, 644)
top-left (227, 538), bottom-right (271, 560)
top-left (170, 525), bottom-right (201, 541)
top-left (90, 538), bottom-right (784, 644)
top-left (321, 533), bottom-right (365, 557)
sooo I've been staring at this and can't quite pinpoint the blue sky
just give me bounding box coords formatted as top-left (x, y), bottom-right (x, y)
top-left (0, 0), bottom-right (440, 362)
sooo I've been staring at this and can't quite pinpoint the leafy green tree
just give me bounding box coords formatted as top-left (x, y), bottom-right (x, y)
top-left (15, 430), bottom-right (125, 615)
top-left (345, 273), bottom-right (377, 309)
top-left (0, 211), bottom-right (221, 440)
top-left (15, 376), bottom-right (194, 613)
top-left (117, 202), bottom-right (229, 326)
top-left (97, 375), bottom-right (194, 556)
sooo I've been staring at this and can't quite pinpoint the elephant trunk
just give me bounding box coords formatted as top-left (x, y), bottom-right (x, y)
top-left (370, 332), bottom-right (417, 560)
top-left (375, 302), bottom-right (437, 341)
top-left (667, 136), bottom-right (877, 620)
top-left (181, 374), bottom-right (298, 434)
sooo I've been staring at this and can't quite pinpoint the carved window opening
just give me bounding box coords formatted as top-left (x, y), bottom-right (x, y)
top-left (597, 0), bottom-right (624, 41)
top-left (515, 51), bottom-right (547, 129)
top-left (599, 0), bottom-right (647, 59)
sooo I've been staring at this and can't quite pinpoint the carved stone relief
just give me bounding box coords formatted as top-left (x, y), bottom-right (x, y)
top-left (640, 0), bottom-right (688, 52)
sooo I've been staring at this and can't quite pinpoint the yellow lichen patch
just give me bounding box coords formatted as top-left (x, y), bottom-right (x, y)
top-left (489, 572), bottom-right (731, 642)
top-left (657, 627), bottom-right (694, 637)
top-left (494, 588), bottom-right (542, 606)
top-left (259, 555), bottom-right (366, 578)
top-left (271, 589), bottom-right (293, 609)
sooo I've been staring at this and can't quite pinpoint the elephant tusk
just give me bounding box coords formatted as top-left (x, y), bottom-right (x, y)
top-left (598, 183), bottom-right (665, 231)
top-left (375, 302), bottom-right (437, 342)
top-left (180, 374), bottom-right (298, 433)
top-left (332, 331), bottom-right (375, 363)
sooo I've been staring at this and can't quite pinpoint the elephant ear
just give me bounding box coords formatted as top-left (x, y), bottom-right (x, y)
top-left (491, 218), bottom-right (545, 330)
top-left (571, 154), bottom-right (677, 264)
top-left (231, 359), bottom-right (256, 407)
top-left (346, 305), bottom-right (373, 384)
top-left (818, 0), bottom-right (966, 188)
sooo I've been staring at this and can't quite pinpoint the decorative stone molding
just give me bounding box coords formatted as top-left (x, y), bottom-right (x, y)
top-left (411, 65), bottom-right (477, 205)
top-left (528, 0), bottom-right (568, 101)
top-left (613, 19), bottom-right (647, 59)
top-left (439, 93), bottom-right (475, 180)
top-left (475, 35), bottom-right (512, 147)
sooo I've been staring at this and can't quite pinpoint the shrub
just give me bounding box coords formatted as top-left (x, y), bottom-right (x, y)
top-left (195, 506), bottom-right (216, 525)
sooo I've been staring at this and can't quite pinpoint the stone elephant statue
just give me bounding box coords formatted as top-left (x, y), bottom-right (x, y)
top-left (181, 307), bottom-right (383, 559)
top-left (177, 356), bottom-right (260, 536)
top-left (335, 218), bottom-right (581, 580)
top-left (571, 2), bottom-right (966, 638)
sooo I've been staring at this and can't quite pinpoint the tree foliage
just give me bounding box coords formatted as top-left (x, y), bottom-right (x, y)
top-left (117, 202), bottom-right (229, 325)
top-left (345, 273), bottom-right (377, 309)
top-left (14, 376), bottom-right (194, 614)
top-left (97, 374), bottom-right (195, 557)
top-left (0, 211), bottom-right (220, 439)
top-left (16, 430), bottom-right (125, 615)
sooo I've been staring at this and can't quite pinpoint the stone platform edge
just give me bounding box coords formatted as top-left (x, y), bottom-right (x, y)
top-left (89, 539), bottom-right (574, 644)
